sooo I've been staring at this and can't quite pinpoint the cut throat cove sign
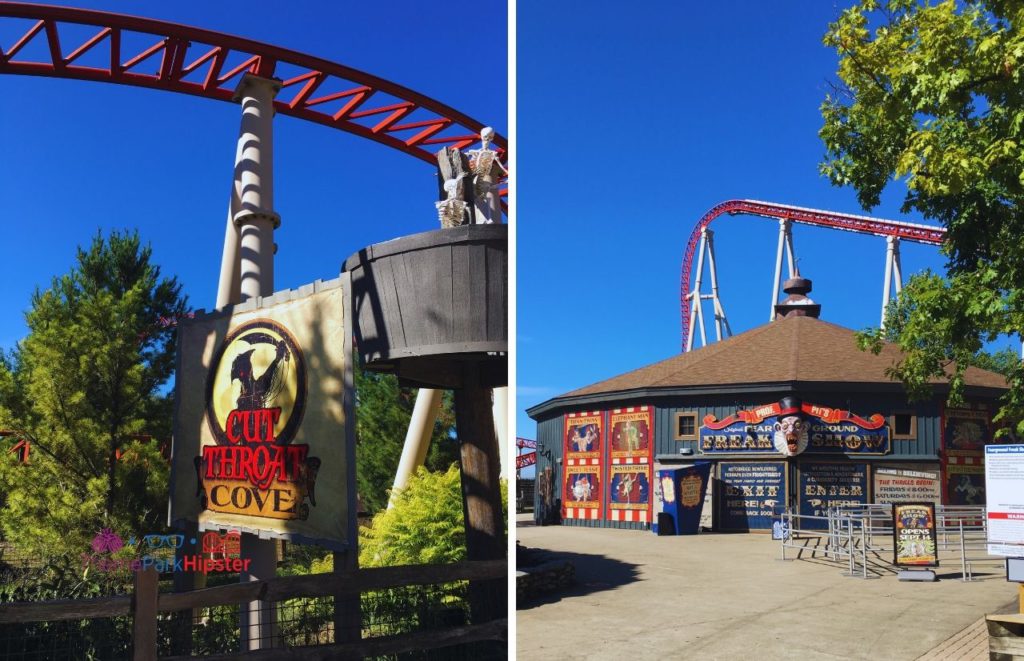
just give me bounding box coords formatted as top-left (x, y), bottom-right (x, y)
top-left (169, 279), bottom-right (354, 550)
top-left (201, 320), bottom-right (316, 521)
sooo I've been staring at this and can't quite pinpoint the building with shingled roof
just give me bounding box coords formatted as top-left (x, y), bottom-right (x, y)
top-left (526, 276), bottom-right (1008, 532)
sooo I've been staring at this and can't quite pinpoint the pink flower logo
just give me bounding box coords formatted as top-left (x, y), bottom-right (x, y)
top-left (91, 528), bottom-right (123, 554)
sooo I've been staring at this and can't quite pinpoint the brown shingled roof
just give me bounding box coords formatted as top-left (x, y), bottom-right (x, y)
top-left (561, 315), bottom-right (1008, 398)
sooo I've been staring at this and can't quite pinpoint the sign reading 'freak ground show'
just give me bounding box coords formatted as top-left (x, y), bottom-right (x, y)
top-left (169, 278), bottom-right (354, 549)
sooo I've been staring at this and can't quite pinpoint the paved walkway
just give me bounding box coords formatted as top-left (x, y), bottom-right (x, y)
top-left (917, 616), bottom-right (988, 660)
top-left (516, 516), bottom-right (1017, 660)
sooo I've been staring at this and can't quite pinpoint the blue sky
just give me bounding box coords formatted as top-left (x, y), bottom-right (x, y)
top-left (0, 0), bottom-right (506, 349)
top-left (515, 1), bottom-right (1018, 468)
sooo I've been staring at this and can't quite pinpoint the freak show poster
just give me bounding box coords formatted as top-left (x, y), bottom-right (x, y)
top-left (169, 278), bottom-right (354, 550)
top-left (893, 503), bottom-right (939, 567)
top-left (564, 411), bottom-right (602, 466)
top-left (563, 411), bottom-right (603, 520)
top-left (943, 407), bottom-right (991, 451)
top-left (609, 406), bottom-right (652, 465)
top-left (563, 465), bottom-right (601, 520)
top-left (943, 450), bottom-right (986, 506)
top-left (798, 462), bottom-right (869, 530)
top-left (607, 464), bottom-right (651, 524)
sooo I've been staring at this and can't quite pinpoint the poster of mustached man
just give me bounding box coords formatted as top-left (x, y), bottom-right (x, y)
top-left (563, 411), bottom-right (603, 520)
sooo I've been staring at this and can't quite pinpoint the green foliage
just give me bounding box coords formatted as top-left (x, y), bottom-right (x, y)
top-left (355, 369), bottom-right (458, 515)
top-left (360, 466), bottom-right (467, 567)
top-left (359, 465), bottom-right (508, 568)
top-left (823, 1), bottom-right (1024, 430)
top-left (0, 230), bottom-right (187, 567)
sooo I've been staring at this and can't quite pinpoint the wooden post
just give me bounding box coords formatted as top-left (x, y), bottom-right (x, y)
top-left (1019, 583), bottom-right (1024, 614)
top-left (170, 521), bottom-right (205, 656)
top-left (454, 370), bottom-right (506, 623)
top-left (132, 568), bottom-right (159, 661)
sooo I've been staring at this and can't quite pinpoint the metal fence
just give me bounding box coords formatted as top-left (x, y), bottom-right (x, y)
top-left (777, 504), bottom-right (1003, 581)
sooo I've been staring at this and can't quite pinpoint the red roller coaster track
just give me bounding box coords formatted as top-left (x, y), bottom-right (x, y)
top-left (680, 199), bottom-right (947, 352)
top-left (0, 2), bottom-right (507, 170)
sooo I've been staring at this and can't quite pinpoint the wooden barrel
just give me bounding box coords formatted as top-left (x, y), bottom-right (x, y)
top-left (342, 224), bottom-right (507, 389)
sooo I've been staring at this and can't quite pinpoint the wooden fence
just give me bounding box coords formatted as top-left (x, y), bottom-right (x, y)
top-left (0, 559), bottom-right (507, 660)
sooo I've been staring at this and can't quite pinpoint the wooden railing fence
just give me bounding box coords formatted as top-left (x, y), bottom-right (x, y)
top-left (0, 559), bottom-right (507, 660)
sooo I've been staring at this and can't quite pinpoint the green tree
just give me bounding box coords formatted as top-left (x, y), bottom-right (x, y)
top-left (0, 231), bottom-right (187, 561)
top-left (355, 369), bottom-right (459, 515)
top-left (821, 0), bottom-right (1024, 429)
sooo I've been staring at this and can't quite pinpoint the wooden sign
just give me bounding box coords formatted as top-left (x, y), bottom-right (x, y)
top-left (169, 278), bottom-right (354, 550)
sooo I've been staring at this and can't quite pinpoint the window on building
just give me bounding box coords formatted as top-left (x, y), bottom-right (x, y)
top-left (675, 412), bottom-right (698, 440)
top-left (891, 412), bottom-right (917, 440)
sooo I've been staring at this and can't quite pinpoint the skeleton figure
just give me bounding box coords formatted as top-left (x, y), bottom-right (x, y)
top-left (436, 177), bottom-right (469, 227)
top-left (467, 127), bottom-right (507, 224)
top-left (435, 146), bottom-right (473, 227)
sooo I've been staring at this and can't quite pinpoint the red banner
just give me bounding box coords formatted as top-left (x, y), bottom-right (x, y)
top-left (703, 401), bottom-right (885, 431)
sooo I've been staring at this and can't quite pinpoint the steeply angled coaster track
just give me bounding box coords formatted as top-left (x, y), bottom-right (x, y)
top-left (0, 2), bottom-right (507, 168)
top-left (680, 200), bottom-right (946, 352)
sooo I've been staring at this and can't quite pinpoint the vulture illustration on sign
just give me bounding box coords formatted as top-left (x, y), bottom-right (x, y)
top-left (197, 320), bottom-right (321, 521)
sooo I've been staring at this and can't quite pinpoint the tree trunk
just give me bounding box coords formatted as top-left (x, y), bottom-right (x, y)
top-left (106, 430), bottom-right (118, 516)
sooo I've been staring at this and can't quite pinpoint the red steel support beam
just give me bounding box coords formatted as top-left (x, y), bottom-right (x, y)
top-left (0, 2), bottom-right (507, 172)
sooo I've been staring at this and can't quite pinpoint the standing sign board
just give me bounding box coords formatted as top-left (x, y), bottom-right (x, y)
top-left (893, 503), bottom-right (939, 567)
top-left (985, 445), bottom-right (1024, 547)
top-left (169, 278), bottom-right (354, 550)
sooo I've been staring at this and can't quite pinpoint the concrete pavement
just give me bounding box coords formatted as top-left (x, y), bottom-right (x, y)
top-left (516, 516), bottom-right (1017, 660)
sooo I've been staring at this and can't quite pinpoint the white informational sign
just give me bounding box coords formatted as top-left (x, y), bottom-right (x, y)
top-left (988, 543), bottom-right (1024, 558)
top-left (985, 445), bottom-right (1024, 545)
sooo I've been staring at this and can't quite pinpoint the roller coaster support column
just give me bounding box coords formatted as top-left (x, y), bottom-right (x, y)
top-left (228, 72), bottom-right (283, 651)
top-left (704, 229), bottom-right (731, 343)
top-left (685, 229), bottom-right (709, 351)
top-left (493, 386), bottom-right (508, 472)
top-left (770, 218), bottom-right (797, 320)
top-left (880, 235), bottom-right (903, 329)
top-left (389, 388), bottom-right (444, 509)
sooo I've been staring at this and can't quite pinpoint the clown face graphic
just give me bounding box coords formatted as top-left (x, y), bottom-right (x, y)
top-left (773, 415), bottom-right (809, 456)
